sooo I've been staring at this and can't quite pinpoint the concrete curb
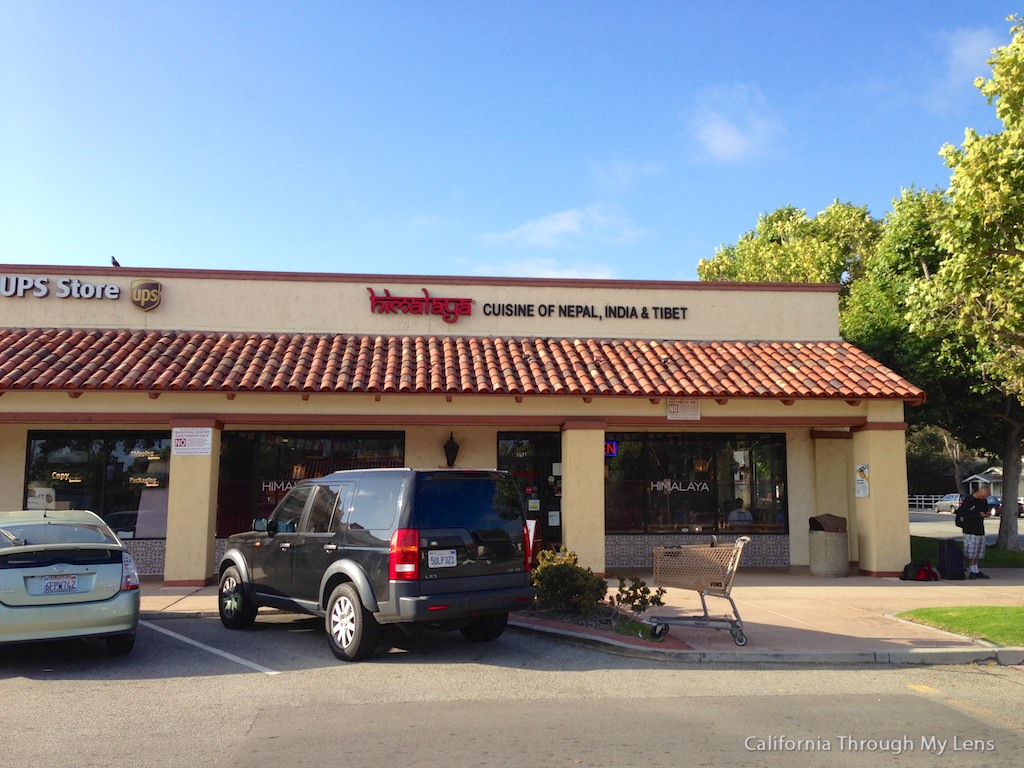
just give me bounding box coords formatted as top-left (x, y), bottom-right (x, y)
top-left (507, 618), bottom-right (1024, 666)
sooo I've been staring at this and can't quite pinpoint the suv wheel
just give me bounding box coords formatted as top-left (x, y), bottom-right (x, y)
top-left (326, 583), bottom-right (382, 661)
top-left (459, 612), bottom-right (509, 642)
top-left (219, 566), bottom-right (258, 629)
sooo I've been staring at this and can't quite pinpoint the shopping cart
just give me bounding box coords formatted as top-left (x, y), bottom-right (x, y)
top-left (648, 536), bottom-right (750, 646)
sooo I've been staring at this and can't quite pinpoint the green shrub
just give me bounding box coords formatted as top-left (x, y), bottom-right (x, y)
top-left (608, 576), bottom-right (667, 617)
top-left (531, 548), bottom-right (608, 615)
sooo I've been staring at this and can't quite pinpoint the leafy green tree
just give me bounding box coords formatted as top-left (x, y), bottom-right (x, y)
top-left (909, 17), bottom-right (1024, 550)
top-left (842, 188), bottom-right (946, 375)
top-left (697, 201), bottom-right (880, 289)
top-left (904, 425), bottom-right (985, 495)
top-left (840, 187), bottom-right (998, 460)
top-left (700, 20), bottom-right (1024, 550)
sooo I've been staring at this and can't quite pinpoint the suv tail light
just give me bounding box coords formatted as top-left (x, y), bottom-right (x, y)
top-left (523, 522), bottom-right (532, 572)
top-left (390, 529), bottom-right (419, 581)
top-left (121, 551), bottom-right (140, 591)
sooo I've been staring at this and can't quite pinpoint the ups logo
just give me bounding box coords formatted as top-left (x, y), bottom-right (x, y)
top-left (130, 280), bottom-right (162, 312)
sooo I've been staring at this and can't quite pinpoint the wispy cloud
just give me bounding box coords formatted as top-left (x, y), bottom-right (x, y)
top-left (590, 159), bottom-right (662, 196)
top-left (690, 84), bottom-right (782, 163)
top-left (471, 257), bottom-right (618, 280)
top-left (481, 204), bottom-right (644, 249)
top-left (926, 27), bottom-right (1001, 113)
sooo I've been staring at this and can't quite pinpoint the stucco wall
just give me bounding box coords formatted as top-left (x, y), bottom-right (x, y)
top-left (0, 424), bottom-right (28, 509)
top-left (785, 431), bottom-right (815, 566)
top-left (404, 425), bottom-right (499, 469)
top-left (1, 266), bottom-right (841, 341)
top-left (0, 388), bottom-right (880, 425)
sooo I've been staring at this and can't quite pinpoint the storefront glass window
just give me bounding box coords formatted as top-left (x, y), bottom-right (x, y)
top-left (605, 433), bottom-right (787, 534)
top-left (497, 432), bottom-right (562, 549)
top-left (216, 430), bottom-right (404, 536)
top-left (25, 432), bottom-right (171, 539)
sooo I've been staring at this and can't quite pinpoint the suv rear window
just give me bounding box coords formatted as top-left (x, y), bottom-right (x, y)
top-left (413, 474), bottom-right (524, 535)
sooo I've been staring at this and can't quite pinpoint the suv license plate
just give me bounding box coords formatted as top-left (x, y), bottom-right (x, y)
top-left (42, 575), bottom-right (78, 594)
top-left (428, 549), bottom-right (458, 569)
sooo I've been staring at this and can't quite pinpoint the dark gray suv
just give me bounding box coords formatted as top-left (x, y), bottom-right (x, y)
top-left (217, 469), bottom-right (534, 660)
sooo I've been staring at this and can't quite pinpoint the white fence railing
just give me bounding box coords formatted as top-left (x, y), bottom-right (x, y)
top-left (908, 495), bottom-right (944, 509)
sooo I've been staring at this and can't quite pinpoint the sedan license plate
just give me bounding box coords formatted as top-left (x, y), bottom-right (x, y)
top-left (427, 549), bottom-right (458, 569)
top-left (42, 575), bottom-right (78, 594)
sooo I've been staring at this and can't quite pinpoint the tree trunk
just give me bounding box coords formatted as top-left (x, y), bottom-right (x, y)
top-left (941, 431), bottom-right (966, 490)
top-left (995, 422), bottom-right (1022, 551)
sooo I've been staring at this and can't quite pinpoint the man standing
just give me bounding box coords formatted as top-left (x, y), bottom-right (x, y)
top-left (959, 484), bottom-right (992, 579)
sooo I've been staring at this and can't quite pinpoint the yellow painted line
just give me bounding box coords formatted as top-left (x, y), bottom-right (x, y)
top-left (908, 683), bottom-right (1022, 731)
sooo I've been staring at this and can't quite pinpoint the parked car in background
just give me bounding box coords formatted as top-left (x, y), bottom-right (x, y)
top-left (931, 493), bottom-right (963, 513)
top-left (994, 497), bottom-right (1024, 517)
top-left (0, 509), bottom-right (140, 655)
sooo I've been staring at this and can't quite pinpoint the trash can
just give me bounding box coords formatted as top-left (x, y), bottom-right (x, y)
top-left (808, 514), bottom-right (849, 577)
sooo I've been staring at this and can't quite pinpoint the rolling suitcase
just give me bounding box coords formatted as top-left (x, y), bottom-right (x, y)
top-left (937, 538), bottom-right (966, 580)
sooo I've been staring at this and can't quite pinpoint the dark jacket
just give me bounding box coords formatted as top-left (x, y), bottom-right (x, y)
top-left (959, 494), bottom-right (988, 536)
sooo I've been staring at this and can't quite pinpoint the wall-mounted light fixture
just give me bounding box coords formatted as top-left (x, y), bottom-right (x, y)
top-left (443, 432), bottom-right (460, 467)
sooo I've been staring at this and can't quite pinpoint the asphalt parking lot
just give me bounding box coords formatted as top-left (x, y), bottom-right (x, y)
top-left (4, 611), bottom-right (1024, 768)
top-left (0, 610), bottom-right (556, 680)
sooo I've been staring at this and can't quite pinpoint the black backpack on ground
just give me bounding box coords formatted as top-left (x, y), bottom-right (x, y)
top-left (900, 559), bottom-right (940, 581)
top-left (936, 538), bottom-right (966, 580)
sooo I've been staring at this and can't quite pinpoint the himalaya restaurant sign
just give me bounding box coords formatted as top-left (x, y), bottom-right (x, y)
top-left (367, 286), bottom-right (689, 325)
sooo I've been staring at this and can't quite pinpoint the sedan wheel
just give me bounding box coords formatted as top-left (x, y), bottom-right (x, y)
top-left (106, 632), bottom-right (136, 656)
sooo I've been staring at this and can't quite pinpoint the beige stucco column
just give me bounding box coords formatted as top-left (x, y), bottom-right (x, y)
top-left (560, 420), bottom-right (606, 574)
top-left (812, 431), bottom-right (856, 563)
top-left (785, 430), bottom-right (815, 567)
top-left (852, 403), bottom-right (911, 576)
top-left (164, 420), bottom-right (222, 586)
top-left (0, 424), bottom-right (28, 509)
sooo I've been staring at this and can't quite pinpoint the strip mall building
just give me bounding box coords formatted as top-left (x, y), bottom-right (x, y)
top-left (0, 265), bottom-right (924, 584)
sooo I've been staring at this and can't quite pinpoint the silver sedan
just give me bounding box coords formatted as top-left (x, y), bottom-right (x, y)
top-left (0, 509), bottom-right (140, 655)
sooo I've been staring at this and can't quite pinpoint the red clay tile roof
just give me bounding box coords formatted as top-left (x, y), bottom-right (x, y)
top-left (0, 328), bottom-right (925, 402)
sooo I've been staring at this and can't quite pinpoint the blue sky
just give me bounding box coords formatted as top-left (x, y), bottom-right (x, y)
top-left (0, 2), bottom-right (1013, 281)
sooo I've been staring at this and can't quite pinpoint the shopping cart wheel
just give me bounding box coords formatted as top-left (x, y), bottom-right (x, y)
top-left (650, 623), bottom-right (669, 639)
top-left (731, 630), bottom-right (747, 646)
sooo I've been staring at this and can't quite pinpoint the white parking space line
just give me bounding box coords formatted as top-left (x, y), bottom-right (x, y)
top-left (139, 620), bottom-right (281, 676)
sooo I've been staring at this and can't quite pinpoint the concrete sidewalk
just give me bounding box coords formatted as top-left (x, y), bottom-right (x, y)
top-left (139, 567), bottom-right (1024, 667)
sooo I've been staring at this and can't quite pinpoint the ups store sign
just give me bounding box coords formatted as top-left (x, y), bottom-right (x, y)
top-left (0, 274), bottom-right (162, 312)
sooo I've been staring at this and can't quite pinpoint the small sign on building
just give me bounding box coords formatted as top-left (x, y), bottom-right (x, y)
top-left (855, 464), bottom-right (870, 498)
top-left (172, 427), bottom-right (213, 456)
top-left (667, 398), bottom-right (700, 421)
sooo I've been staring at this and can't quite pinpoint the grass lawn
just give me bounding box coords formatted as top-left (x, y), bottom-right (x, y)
top-left (910, 536), bottom-right (1024, 568)
top-left (902, 538), bottom-right (1024, 645)
top-left (898, 606), bottom-right (1024, 646)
